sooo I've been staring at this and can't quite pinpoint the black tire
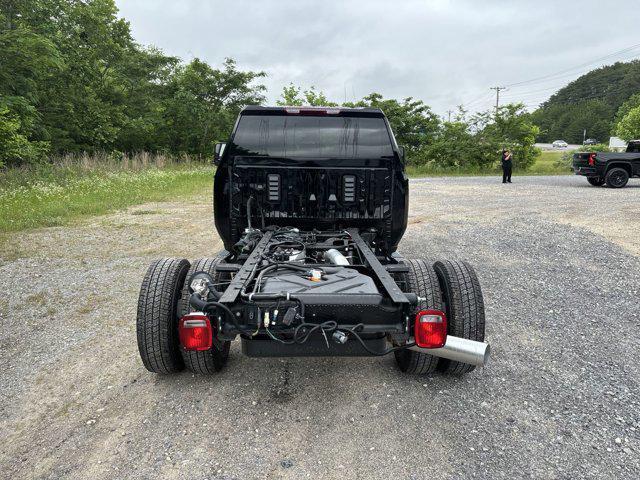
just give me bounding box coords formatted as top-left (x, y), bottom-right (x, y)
top-left (433, 260), bottom-right (485, 375)
top-left (587, 177), bottom-right (605, 187)
top-left (177, 257), bottom-right (231, 374)
top-left (136, 258), bottom-right (190, 374)
top-left (394, 259), bottom-right (444, 375)
top-left (605, 167), bottom-right (629, 188)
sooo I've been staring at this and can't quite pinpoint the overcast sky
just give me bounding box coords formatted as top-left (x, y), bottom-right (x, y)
top-left (116, 0), bottom-right (640, 118)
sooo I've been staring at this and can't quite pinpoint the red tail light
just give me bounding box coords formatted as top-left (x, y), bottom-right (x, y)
top-left (179, 313), bottom-right (213, 351)
top-left (588, 153), bottom-right (596, 166)
top-left (414, 309), bottom-right (447, 348)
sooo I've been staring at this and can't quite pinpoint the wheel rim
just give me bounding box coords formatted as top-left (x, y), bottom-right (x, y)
top-left (610, 171), bottom-right (627, 187)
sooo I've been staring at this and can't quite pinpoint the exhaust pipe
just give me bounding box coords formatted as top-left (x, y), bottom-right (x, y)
top-left (409, 335), bottom-right (490, 367)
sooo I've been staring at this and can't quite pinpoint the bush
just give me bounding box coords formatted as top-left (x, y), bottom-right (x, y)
top-left (403, 104), bottom-right (540, 172)
top-left (0, 107), bottom-right (49, 168)
top-left (615, 105), bottom-right (640, 141)
top-left (414, 121), bottom-right (478, 169)
top-left (577, 143), bottom-right (612, 152)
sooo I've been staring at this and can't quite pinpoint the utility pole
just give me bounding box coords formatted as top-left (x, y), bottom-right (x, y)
top-left (446, 110), bottom-right (453, 122)
top-left (490, 86), bottom-right (507, 115)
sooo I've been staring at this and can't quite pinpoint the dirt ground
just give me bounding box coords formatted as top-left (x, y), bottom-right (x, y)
top-left (1, 175), bottom-right (639, 479)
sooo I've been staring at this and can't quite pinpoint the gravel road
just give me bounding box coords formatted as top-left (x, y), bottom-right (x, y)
top-left (1, 175), bottom-right (639, 479)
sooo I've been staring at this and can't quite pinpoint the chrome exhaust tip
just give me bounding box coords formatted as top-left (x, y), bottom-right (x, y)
top-left (409, 335), bottom-right (490, 367)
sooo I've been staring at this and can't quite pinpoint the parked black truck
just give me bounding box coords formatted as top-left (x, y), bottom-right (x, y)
top-left (573, 140), bottom-right (640, 188)
top-left (136, 106), bottom-right (490, 377)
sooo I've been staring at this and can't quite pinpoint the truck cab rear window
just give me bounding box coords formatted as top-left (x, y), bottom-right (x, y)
top-left (230, 115), bottom-right (394, 158)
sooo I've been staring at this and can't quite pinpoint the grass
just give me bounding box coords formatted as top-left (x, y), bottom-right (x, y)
top-left (0, 152), bottom-right (214, 233)
top-left (527, 151), bottom-right (571, 175)
top-left (406, 165), bottom-right (496, 177)
top-left (406, 151), bottom-right (571, 177)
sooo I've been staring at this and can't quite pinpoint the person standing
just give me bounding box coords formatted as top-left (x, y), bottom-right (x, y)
top-left (501, 149), bottom-right (513, 183)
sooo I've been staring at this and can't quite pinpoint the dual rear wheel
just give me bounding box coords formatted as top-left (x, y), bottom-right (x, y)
top-left (394, 259), bottom-right (486, 376)
top-left (136, 256), bottom-right (230, 375)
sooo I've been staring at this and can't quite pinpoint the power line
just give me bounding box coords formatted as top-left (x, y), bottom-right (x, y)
top-left (460, 80), bottom-right (637, 115)
top-left (461, 90), bottom-right (494, 108)
top-left (518, 82), bottom-right (640, 113)
top-left (497, 50), bottom-right (640, 109)
top-left (500, 84), bottom-right (564, 99)
top-left (502, 49), bottom-right (640, 97)
top-left (544, 85), bottom-right (639, 106)
top-left (504, 42), bottom-right (640, 88)
top-left (452, 42), bottom-right (640, 115)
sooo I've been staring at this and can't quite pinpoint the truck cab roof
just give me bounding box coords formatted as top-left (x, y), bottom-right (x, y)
top-left (240, 105), bottom-right (386, 117)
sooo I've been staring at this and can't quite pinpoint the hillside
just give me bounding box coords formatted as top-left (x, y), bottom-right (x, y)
top-left (532, 60), bottom-right (640, 143)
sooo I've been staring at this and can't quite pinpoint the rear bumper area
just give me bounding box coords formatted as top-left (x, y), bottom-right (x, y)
top-left (573, 166), bottom-right (598, 176)
top-left (242, 336), bottom-right (387, 357)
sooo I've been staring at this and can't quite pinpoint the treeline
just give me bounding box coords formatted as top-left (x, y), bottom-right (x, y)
top-left (532, 61), bottom-right (640, 143)
top-left (0, 0), bottom-right (266, 167)
top-left (1, 0), bottom-right (539, 170)
top-left (278, 86), bottom-right (540, 170)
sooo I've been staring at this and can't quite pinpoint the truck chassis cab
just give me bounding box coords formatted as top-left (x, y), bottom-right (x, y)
top-left (136, 106), bottom-right (489, 376)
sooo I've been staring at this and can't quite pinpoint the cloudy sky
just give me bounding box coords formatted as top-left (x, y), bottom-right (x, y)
top-left (116, 0), bottom-right (640, 117)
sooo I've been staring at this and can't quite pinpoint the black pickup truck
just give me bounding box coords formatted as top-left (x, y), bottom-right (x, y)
top-left (573, 140), bottom-right (640, 188)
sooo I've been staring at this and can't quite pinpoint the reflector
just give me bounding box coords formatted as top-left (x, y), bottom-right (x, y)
top-left (414, 309), bottom-right (447, 349)
top-left (179, 313), bottom-right (213, 351)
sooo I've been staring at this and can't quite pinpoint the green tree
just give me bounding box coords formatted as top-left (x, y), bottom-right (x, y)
top-left (420, 121), bottom-right (477, 169)
top-left (113, 46), bottom-right (180, 152)
top-left (276, 84), bottom-right (337, 106)
top-left (615, 105), bottom-right (640, 141)
top-left (0, 106), bottom-right (48, 167)
top-left (533, 100), bottom-right (613, 144)
top-left (160, 58), bottom-right (266, 155)
top-left (347, 93), bottom-right (440, 157)
top-left (466, 103), bottom-right (540, 169)
top-left (613, 93), bottom-right (640, 126)
top-left (0, 0), bottom-right (144, 153)
top-left (491, 103), bottom-right (540, 169)
top-left (532, 60), bottom-right (640, 143)
top-left (0, 6), bottom-right (63, 164)
top-left (277, 84), bottom-right (303, 106)
top-left (0, 1), bottom-right (267, 161)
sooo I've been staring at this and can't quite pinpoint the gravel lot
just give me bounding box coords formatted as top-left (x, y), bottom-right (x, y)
top-left (1, 175), bottom-right (639, 479)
